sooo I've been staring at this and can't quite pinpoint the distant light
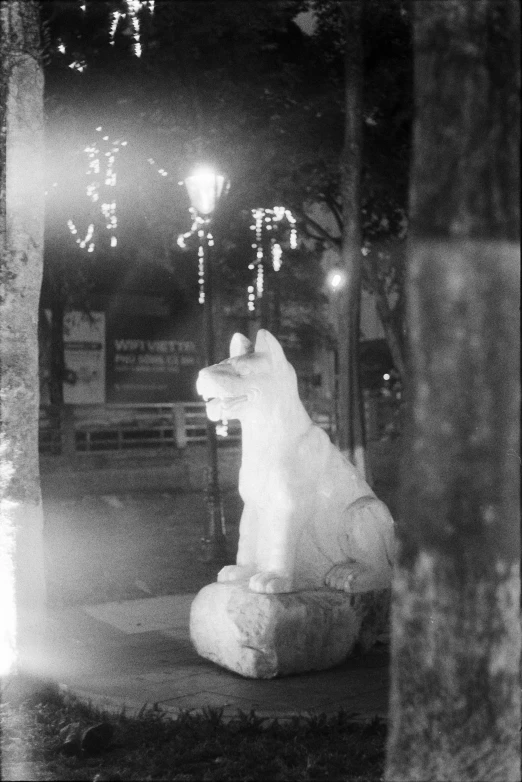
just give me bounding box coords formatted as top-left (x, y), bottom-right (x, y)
top-left (327, 269), bottom-right (346, 290)
top-left (383, 373), bottom-right (390, 381)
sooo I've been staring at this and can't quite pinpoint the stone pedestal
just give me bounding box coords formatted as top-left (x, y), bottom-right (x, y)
top-left (189, 582), bottom-right (390, 679)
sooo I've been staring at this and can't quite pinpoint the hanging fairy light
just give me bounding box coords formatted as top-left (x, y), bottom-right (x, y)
top-left (177, 205), bottom-right (214, 305)
top-left (56, 122), bottom-right (175, 259)
top-left (247, 285), bottom-right (256, 312)
top-left (197, 244), bottom-right (205, 304)
top-left (247, 206), bottom-right (297, 314)
top-left (147, 157), bottom-right (171, 180)
top-left (256, 263), bottom-right (264, 297)
top-left (286, 209), bottom-right (298, 248)
top-left (69, 59), bottom-right (87, 72)
top-left (272, 242), bottom-right (283, 271)
top-left (67, 126), bottom-right (124, 254)
top-left (109, 0), bottom-right (155, 58)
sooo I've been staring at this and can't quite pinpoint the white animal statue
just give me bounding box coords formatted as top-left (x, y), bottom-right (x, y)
top-left (196, 329), bottom-right (395, 595)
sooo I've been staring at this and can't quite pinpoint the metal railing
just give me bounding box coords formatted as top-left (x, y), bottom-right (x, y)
top-left (39, 402), bottom-right (241, 455)
top-left (39, 394), bottom-right (401, 456)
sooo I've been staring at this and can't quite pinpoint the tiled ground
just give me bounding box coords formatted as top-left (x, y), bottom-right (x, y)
top-left (40, 594), bottom-right (389, 720)
top-left (38, 443), bottom-right (398, 719)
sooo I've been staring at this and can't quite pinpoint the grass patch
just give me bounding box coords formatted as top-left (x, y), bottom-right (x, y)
top-left (1, 678), bottom-right (386, 781)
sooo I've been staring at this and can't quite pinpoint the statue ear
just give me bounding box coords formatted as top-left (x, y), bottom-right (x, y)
top-left (254, 329), bottom-right (287, 365)
top-left (230, 333), bottom-right (253, 358)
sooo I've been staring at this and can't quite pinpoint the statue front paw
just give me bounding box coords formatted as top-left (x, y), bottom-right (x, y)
top-left (217, 564), bottom-right (256, 583)
top-left (249, 571), bottom-right (294, 594)
top-left (325, 562), bottom-right (390, 593)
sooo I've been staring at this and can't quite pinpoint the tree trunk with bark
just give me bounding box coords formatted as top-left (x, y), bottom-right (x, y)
top-left (385, 1), bottom-right (520, 780)
top-left (0, 0), bottom-right (46, 676)
top-left (338, 0), bottom-right (367, 477)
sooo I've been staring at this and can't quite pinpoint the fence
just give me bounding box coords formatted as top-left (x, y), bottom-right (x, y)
top-left (39, 392), bottom-right (403, 456)
top-left (39, 402), bottom-right (237, 456)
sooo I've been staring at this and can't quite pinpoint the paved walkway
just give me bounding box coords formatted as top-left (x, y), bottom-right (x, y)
top-left (39, 593), bottom-right (390, 722)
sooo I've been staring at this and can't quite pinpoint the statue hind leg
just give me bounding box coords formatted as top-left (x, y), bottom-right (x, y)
top-left (325, 497), bottom-right (395, 593)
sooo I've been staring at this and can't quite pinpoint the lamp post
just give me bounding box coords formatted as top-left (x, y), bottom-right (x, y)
top-left (184, 167), bottom-right (227, 563)
top-left (327, 268), bottom-right (346, 446)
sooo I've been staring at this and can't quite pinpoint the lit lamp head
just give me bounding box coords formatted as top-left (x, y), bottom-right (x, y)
top-left (327, 268), bottom-right (346, 291)
top-left (184, 167), bottom-right (226, 216)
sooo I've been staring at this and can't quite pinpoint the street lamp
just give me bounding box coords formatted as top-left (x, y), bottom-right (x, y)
top-left (183, 167), bottom-right (228, 563)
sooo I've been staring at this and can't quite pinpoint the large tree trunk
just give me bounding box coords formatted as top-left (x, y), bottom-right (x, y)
top-left (338, 0), bottom-right (367, 477)
top-left (385, 1), bottom-right (520, 780)
top-left (0, 0), bottom-right (46, 676)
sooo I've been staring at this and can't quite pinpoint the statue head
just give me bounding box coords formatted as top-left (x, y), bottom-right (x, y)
top-left (196, 329), bottom-right (299, 423)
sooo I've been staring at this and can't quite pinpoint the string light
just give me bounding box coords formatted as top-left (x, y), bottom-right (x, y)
top-left (54, 122), bottom-right (175, 262)
top-left (67, 127), bottom-right (124, 254)
top-left (109, 1), bottom-right (155, 58)
top-left (286, 209), bottom-right (297, 248)
top-left (147, 157), bottom-right (172, 180)
top-left (69, 60), bottom-right (87, 72)
top-left (247, 206), bottom-right (297, 314)
top-left (176, 200), bottom-right (218, 305)
top-left (272, 242), bottom-right (282, 271)
top-left (198, 244), bottom-right (205, 304)
top-left (256, 263), bottom-right (264, 297)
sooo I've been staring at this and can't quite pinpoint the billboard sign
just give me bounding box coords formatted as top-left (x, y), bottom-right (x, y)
top-left (63, 311), bottom-right (106, 404)
top-left (106, 314), bottom-right (201, 403)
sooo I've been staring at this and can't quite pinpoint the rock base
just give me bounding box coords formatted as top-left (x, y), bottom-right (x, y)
top-left (189, 582), bottom-right (390, 679)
